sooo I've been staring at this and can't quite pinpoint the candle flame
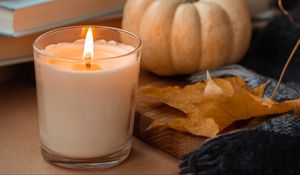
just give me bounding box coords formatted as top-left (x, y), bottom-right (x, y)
top-left (83, 27), bottom-right (94, 60)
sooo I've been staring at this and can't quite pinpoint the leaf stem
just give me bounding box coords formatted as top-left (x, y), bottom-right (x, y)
top-left (269, 0), bottom-right (300, 99)
top-left (270, 38), bottom-right (300, 99)
top-left (278, 0), bottom-right (300, 28)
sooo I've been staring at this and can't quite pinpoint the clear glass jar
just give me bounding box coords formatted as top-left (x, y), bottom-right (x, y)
top-left (33, 26), bottom-right (142, 169)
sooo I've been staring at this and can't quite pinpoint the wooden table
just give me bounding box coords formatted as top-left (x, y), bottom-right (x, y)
top-left (0, 73), bottom-right (178, 174)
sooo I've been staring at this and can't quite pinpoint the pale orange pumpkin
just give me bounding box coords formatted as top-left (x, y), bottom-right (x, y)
top-left (122, 0), bottom-right (252, 76)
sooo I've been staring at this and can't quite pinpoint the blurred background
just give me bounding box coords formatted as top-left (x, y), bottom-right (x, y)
top-left (0, 0), bottom-right (299, 83)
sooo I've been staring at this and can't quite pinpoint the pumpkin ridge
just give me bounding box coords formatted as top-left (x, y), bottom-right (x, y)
top-left (168, 2), bottom-right (181, 74)
top-left (206, 0), bottom-right (251, 63)
top-left (122, 0), bottom-right (155, 72)
top-left (192, 1), bottom-right (203, 72)
top-left (137, 1), bottom-right (156, 72)
top-left (194, 1), bottom-right (233, 70)
top-left (171, 3), bottom-right (202, 74)
top-left (202, 0), bottom-right (235, 65)
top-left (139, 0), bottom-right (180, 75)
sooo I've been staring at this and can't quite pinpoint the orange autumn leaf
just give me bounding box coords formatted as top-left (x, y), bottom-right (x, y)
top-left (142, 76), bottom-right (300, 137)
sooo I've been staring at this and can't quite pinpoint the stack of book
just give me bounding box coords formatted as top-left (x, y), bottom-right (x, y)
top-left (0, 0), bottom-right (125, 66)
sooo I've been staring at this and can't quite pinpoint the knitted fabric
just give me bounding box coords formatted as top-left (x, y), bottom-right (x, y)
top-left (181, 65), bottom-right (300, 175)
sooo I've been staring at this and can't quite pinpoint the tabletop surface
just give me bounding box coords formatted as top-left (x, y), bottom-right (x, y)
top-left (0, 74), bottom-right (178, 174)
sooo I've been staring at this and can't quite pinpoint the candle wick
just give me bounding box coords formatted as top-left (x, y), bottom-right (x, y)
top-left (85, 56), bottom-right (91, 69)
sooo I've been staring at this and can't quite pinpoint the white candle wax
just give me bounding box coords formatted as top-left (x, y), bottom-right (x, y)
top-left (35, 39), bottom-right (140, 158)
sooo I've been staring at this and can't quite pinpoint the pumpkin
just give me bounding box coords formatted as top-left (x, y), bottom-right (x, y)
top-left (122, 0), bottom-right (252, 76)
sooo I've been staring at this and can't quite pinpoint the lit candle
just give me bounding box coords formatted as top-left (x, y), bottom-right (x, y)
top-left (33, 26), bottom-right (141, 169)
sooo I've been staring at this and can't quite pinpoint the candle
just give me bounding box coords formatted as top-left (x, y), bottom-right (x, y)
top-left (33, 26), bottom-right (141, 169)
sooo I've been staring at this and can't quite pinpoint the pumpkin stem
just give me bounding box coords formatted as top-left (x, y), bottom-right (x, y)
top-left (180, 0), bottom-right (198, 3)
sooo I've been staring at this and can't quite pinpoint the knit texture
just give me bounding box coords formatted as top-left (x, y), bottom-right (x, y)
top-left (180, 114), bottom-right (300, 175)
top-left (181, 65), bottom-right (300, 175)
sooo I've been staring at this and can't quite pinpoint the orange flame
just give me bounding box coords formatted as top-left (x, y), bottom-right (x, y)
top-left (83, 27), bottom-right (94, 60)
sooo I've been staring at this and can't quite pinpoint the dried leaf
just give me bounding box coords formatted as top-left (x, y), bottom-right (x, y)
top-left (142, 76), bottom-right (300, 137)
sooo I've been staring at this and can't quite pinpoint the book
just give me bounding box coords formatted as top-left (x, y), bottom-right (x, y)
top-left (0, 17), bottom-right (122, 66)
top-left (0, 0), bottom-right (125, 37)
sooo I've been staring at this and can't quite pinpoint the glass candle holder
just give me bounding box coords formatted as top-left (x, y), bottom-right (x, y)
top-left (33, 26), bottom-right (141, 169)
